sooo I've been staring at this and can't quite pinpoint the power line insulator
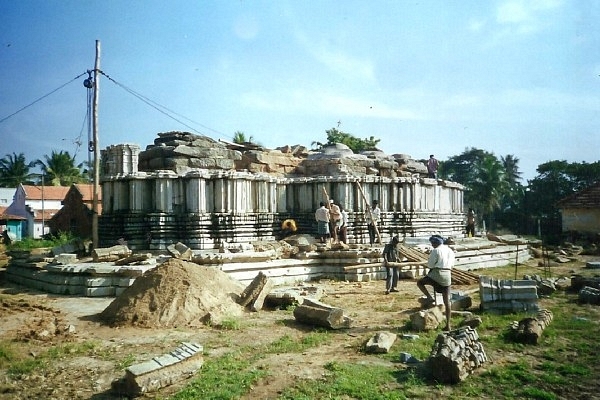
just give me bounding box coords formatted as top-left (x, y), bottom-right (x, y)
top-left (83, 78), bottom-right (93, 88)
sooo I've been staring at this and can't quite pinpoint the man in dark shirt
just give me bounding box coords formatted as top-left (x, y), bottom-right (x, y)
top-left (383, 236), bottom-right (400, 294)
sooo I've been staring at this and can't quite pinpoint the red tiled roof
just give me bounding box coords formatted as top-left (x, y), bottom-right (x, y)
top-left (73, 184), bottom-right (102, 202)
top-left (22, 185), bottom-right (70, 201)
top-left (556, 182), bottom-right (600, 209)
top-left (34, 209), bottom-right (60, 221)
top-left (71, 184), bottom-right (102, 214)
top-left (0, 212), bottom-right (26, 221)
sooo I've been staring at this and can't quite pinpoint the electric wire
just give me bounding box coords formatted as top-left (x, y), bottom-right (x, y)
top-left (97, 70), bottom-right (229, 140)
top-left (1, 69), bottom-right (231, 146)
top-left (0, 72), bottom-right (88, 125)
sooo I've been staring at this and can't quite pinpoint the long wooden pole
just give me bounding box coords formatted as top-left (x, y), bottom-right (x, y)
top-left (356, 181), bottom-right (381, 244)
top-left (92, 40), bottom-right (100, 250)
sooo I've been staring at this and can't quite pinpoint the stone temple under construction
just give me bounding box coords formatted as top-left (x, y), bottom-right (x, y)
top-left (98, 131), bottom-right (465, 251)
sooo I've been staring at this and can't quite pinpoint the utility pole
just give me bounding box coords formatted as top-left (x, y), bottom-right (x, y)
top-left (92, 40), bottom-right (100, 249)
top-left (41, 174), bottom-right (45, 238)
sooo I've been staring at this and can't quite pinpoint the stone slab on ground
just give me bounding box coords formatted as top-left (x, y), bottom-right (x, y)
top-left (114, 342), bottom-right (204, 396)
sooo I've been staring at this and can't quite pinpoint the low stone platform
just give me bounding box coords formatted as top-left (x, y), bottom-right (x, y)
top-left (4, 237), bottom-right (530, 297)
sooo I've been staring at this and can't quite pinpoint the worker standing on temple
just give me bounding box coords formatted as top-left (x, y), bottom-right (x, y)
top-left (367, 200), bottom-right (381, 245)
top-left (329, 199), bottom-right (341, 244)
top-left (315, 201), bottom-right (330, 244)
top-left (338, 205), bottom-right (349, 244)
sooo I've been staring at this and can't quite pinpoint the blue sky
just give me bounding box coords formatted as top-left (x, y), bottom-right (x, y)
top-left (1, 0), bottom-right (599, 182)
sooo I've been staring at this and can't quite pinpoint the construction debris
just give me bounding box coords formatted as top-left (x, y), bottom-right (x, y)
top-left (579, 286), bottom-right (600, 305)
top-left (293, 298), bottom-right (353, 329)
top-left (92, 244), bottom-right (132, 262)
top-left (428, 327), bottom-right (487, 384)
top-left (508, 309), bottom-right (554, 344)
top-left (112, 342), bottom-right (203, 396)
top-left (365, 331), bottom-right (397, 354)
top-left (238, 271), bottom-right (274, 311)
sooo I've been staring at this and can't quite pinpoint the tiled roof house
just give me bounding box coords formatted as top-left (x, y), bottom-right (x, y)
top-left (2, 184), bottom-right (70, 239)
top-left (48, 184), bottom-right (102, 239)
top-left (556, 182), bottom-right (600, 235)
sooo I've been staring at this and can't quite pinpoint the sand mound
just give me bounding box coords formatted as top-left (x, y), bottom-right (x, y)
top-left (100, 258), bottom-right (245, 328)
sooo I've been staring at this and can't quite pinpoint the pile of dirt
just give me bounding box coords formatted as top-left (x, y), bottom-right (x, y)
top-left (1, 295), bottom-right (75, 342)
top-left (100, 258), bottom-right (245, 328)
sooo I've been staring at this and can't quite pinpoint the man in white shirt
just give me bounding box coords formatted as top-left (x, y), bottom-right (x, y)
top-left (367, 200), bottom-right (381, 245)
top-left (315, 201), bottom-right (330, 244)
top-left (338, 205), bottom-right (349, 244)
top-left (417, 235), bottom-right (454, 331)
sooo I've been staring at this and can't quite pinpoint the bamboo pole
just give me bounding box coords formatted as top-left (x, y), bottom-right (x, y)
top-left (322, 186), bottom-right (336, 243)
top-left (356, 181), bottom-right (381, 244)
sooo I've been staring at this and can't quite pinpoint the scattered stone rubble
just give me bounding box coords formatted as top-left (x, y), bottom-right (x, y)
top-left (293, 298), bottom-right (353, 329)
top-left (135, 131), bottom-right (430, 178)
top-left (428, 327), bottom-right (487, 384)
top-left (578, 286), bottom-right (600, 305)
top-left (237, 271), bottom-right (274, 312)
top-left (410, 305), bottom-right (446, 332)
top-left (112, 342), bottom-right (204, 396)
top-left (508, 309), bottom-right (553, 345)
top-left (365, 331), bottom-right (397, 354)
top-left (479, 276), bottom-right (539, 313)
top-left (138, 132), bottom-right (242, 174)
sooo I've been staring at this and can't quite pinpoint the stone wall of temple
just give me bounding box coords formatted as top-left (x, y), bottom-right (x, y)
top-left (98, 134), bottom-right (465, 250)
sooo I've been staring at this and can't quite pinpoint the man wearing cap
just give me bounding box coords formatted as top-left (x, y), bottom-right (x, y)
top-left (417, 235), bottom-right (455, 331)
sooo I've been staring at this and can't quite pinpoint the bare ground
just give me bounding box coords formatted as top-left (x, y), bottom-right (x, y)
top-left (0, 255), bottom-right (599, 400)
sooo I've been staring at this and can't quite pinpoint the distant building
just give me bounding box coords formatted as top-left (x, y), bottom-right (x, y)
top-left (0, 187), bottom-right (16, 234)
top-left (48, 184), bottom-right (101, 239)
top-left (2, 184), bottom-right (70, 239)
top-left (556, 182), bottom-right (600, 236)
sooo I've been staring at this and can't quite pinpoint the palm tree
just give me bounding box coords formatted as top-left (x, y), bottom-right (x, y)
top-left (233, 131), bottom-right (254, 144)
top-left (474, 155), bottom-right (507, 221)
top-left (501, 154), bottom-right (522, 188)
top-left (35, 150), bottom-right (85, 186)
top-left (0, 152), bottom-right (34, 187)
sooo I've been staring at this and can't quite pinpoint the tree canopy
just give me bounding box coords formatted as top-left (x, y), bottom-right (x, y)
top-left (312, 127), bottom-right (381, 153)
top-left (35, 150), bottom-right (86, 186)
top-left (0, 152), bottom-right (34, 187)
top-left (440, 147), bottom-right (522, 231)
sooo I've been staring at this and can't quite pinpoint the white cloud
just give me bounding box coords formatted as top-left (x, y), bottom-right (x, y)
top-left (293, 30), bottom-right (375, 82)
top-left (495, 0), bottom-right (563, 34)
top-left (468, 18), bottom-right (486, 32)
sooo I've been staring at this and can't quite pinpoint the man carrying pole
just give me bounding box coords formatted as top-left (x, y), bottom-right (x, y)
top-left (355, 181), bottom-right (381, 245)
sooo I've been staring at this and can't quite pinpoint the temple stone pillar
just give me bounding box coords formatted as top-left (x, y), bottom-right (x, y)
top-left (102, 144), bottom-right (140, 177)
top-left (154, 171), bottom-right (177, 213)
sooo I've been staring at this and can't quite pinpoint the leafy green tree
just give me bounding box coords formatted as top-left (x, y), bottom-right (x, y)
top-left (520, 160), bottom-right (599, 242)
top-left (312, 127), bottom-right (380, 153)
top-left (441, 148), bottom-right (514, 231)
top-left (35, 150), bottom-right (85, 186)
top-left (0, 152), bottom-right (34, 187)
